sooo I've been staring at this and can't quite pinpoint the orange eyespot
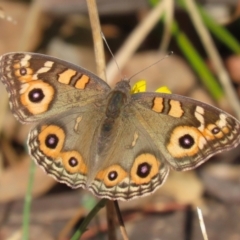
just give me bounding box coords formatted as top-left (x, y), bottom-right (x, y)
top-left (96, 165), bottom-right (128, 187)
top-left (130, 153), bottom-right (160, 185)
top-left (38, 125), bottom-right (65, 158)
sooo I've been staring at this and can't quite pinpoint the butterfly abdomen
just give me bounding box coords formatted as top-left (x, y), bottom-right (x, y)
top-left (97, 90), bottom-right (127, 154)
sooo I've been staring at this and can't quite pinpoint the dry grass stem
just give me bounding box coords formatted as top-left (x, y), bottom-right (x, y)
top-left (114, 201), bottom-right (129, 240)
top-left (106, 0), bottom-right (166, 84)
top-left (159, 0), bottom-right (174, 51)
top-left (18, 0), bottom-right (42, 51)
top-left (86, 0), bottom-right (106, 80)
top-left (197, 207), bottom-right (209, 240)
top-left (86, 1), bottom-right (118, 239)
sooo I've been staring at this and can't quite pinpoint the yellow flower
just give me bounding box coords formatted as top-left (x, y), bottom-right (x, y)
top-left (131, 80), bottom-right (146, 93)
top-left (131, 80), bottom-right (171, 94)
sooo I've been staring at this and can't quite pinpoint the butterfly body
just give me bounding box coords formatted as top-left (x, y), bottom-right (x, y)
top-left (1, 52), bottom-right (240, 201)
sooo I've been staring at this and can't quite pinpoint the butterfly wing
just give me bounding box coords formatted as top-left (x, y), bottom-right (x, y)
top-left (25, 84), bottom-right (240, 201)
top-left (27, 106), bottom-right (107, 189)
top-left (132, 92), bottom-right (240, 171)
top-left (88, 113), bottom-right (170, 200)
top-left (27, 103), bottom-right (169, 201)
top-left (0, 52), bottom-right (110, 123)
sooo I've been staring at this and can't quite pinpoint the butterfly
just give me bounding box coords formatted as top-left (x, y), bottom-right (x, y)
top-left (0, 52), bottom-right (240, 201)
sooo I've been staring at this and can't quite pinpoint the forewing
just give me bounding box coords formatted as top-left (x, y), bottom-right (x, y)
top-left (0, 52), bottom-right (110, 123)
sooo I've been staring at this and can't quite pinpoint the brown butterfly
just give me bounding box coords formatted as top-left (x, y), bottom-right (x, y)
top-left (1, 52), bottom-right (240, 200)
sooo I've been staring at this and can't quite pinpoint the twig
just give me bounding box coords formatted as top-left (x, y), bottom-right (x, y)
top-left (18, 0), bottom-right (42, 51)
top-left (86, 0), bottom-right (106, 80)
top-left (114, 201), bottom-right (129, 240)
top-left (86, 1), bottom-right (117, 240)
top-left (184, 0), bottom-right (240, 118)
top-left (106, 200), bottom-right (117, 240)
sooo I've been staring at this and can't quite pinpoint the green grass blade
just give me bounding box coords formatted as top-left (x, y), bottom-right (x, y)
top-left (177, 0), bottom-right (240, 53)
top-left (22, 160), bottom-right (36, 240)
top-left (71, 198), bottom-right (108, 240)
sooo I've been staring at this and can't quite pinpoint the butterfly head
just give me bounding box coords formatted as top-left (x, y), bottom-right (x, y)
top-left (114, 79), bottom-right (131, 93)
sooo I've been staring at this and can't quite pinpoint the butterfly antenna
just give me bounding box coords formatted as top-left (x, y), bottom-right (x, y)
top-left (129, 51), bottom-right (173, 81)
top-left (101, 31), bottom-right (124, 80)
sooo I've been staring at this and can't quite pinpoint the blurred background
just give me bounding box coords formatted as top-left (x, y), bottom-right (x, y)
top-left (0, 0), bottom-right (240, 239)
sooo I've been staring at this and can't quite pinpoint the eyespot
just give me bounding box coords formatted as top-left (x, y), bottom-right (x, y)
top-left (69, 157), bottom-right (78, 167)
top-left (136, 162), bottom-right (151, 178)
top-left (20, 67), bottom-right (27, 75)
top-left (14, 65), bottom-right (33, 82)
top-left (38, 125), bottom-right (65, 158)
top-left (45, 134), bottom-right (59, 149)
top-left (20, 80), bottom-right (54, 114)
top-left (203, 124), bottom-right (227, 140)
top-left (130, 153), bottom-right (160, 185)
top-left (28, 88), bottom-right (45, 102)
top-left (167, 126), bottom-right (206, 158)
top-left (108, 171), bottom-right (118, 180)
top-left (211, 127), bottom-right (220, 134)
top-left (96, 165), bottom-right (128, 187)
top-left (61, 151), bottom-right (87, 174)
top-left (179, 134), bottom-right (195, 149)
